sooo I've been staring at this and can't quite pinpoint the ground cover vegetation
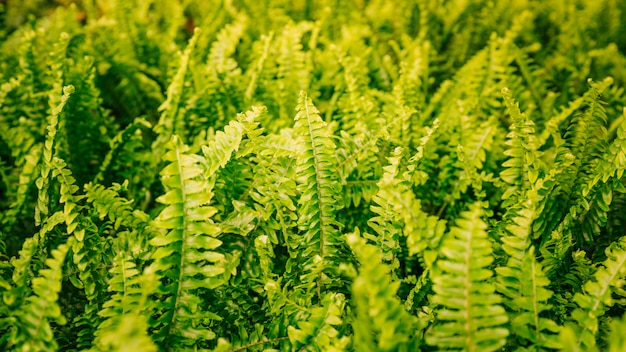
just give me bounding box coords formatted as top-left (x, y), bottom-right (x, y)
top-left (1, 0), bottom-right (626, 351)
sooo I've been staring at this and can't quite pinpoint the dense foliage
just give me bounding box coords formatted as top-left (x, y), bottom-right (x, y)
top-left (1, 0), bottom-right (626, 350)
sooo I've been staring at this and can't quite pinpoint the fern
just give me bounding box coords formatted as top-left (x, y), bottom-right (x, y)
top-left (427, 203), bottom-right (509, 351)
top-left (289, 91), bottom-right (345, 302)
top-left (347, 229), bottom-right (418, 351)
top-left (92, 252), bottom-right (156, 352)
top-left (286, 292), bottom-right (350, 351)
top-left (35, 85), bottom-right (74, 226)
top-left (149, 135), bottom-right (229, 349)
top-left (495, 199), bottom-right (561, 349)
top-left (2, 1), bottom-right (626, 350)
top-left (153, 28), bottom-right (201, 149)
top-left (567, 235), bottom-right (626, 350)
top-left (499, 87), bottom-right (540, 206)
top-left (8, 239), bottom-right (72, 351)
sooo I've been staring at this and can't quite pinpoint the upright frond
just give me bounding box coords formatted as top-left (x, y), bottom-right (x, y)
top-left (9, 239), bottom-right (72, 351)
top-left (35, 85), bottom-right (74, 226)
top-left (495, 199), bottom-right (561, 349)
top-left (427, 203), bottom-right (509, 352)
top-left (153, 28), bottom-right (201, 148)
top-left (568, 236), bottom-right (626, 350)
top-left (93, 252), bottom-right (157, 352)
top-left (347, 230), bottom-right (418, 351)
top-left (149, 135), bottom-right (228, 349)
top-left (499, 87), bottom-right (539, 206)
top-left (290, 91), bottom-right (345, 302)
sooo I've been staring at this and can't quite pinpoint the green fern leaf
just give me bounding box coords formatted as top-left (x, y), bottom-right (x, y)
top-left (9, 239), bottom-right (72, 351)
top-left (289, 91), bottom-right (345, 302)
top-left (201, 119), bottom-right (245, 177)
top-left (149, 135), bottom-right (228, 348)
top-left (93, 252), bottom-right (157, 352)
top-left (35, 85), bottom-right (74, 226)
top-left (499, 87), bottom-right (540, 205)
top-left (568, 236), bottom-right (626, 350)
top-left (427, 203), bottom-right (509, 352)
top-left (495, 203), bottom-right (561, 349)
top-left (347, 229), bottom-right (418, 351)
top-left (287, 292), bottom-right (350, 351)
top-left (153, 28), bottom-right (201, 148)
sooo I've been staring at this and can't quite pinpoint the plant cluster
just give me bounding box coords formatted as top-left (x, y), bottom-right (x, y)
top-left (1, 0), bottom-right (626, 351)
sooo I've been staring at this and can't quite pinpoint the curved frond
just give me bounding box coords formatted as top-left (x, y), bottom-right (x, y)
top-left (495, 201), bottom-right (561, 349)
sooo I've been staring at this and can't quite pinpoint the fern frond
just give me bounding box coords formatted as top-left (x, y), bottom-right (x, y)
top-left (61, 54), bottom-right (111, 186)
top-left (149, 135), bottom-right (227, 348)
top-left (347, 229), bottom-right (418, 351)
top-left (568, 235), bottom-right (626, 350)
top-left (499, 87), bottom-right (540, 206)
top-left (289, 91), bottom-right (345, 302)
top-left (93, 251), bottom-right (157, 352)
top-left (247, 130), bottom-right (298, 246)
top-left (8, 239), bottom-right (72, 351)
top-left (207, 15), bottom-right (247, 77)
top-left (287, 292), bottom-right (350, 350)
top-left (153, 28), bottom-right (201, 148)
top-left (93, 118), bottom-right (151, 185)
top-left (201, 119), bottom-right (245, 177)
top-left (185, 16), bottom-right (248, 138)
top-left (1, 145), bottom-right (41, 243)
top-left (427, 203), bottom-right (509, 352)
top-left (373, 144), bottom-right (445, 272)
top-left (244, 33), bottom-right (274, 103)
top-left (495, 199), bottom-right (561, 349)
top-left (556, 77), bottom-right (612, 202)
top-left (571, 109), bottom-right (626, 242)
top-left (548, 78), bottom-right (616, 244)
top-left (266, 22), bottom-right (313, 125)
top-left (35, 85), bottom-right (74, 226)
top-left (366, 147), bottom-right (406, 274)
top-left (46, 157), bottom-right (109, 349)
top-left (84, 181), bottom-right (154, 253)
top-left (607, 314), bottom-right (626, 352)
top-left (585, 108), bottom-right (626, 190)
